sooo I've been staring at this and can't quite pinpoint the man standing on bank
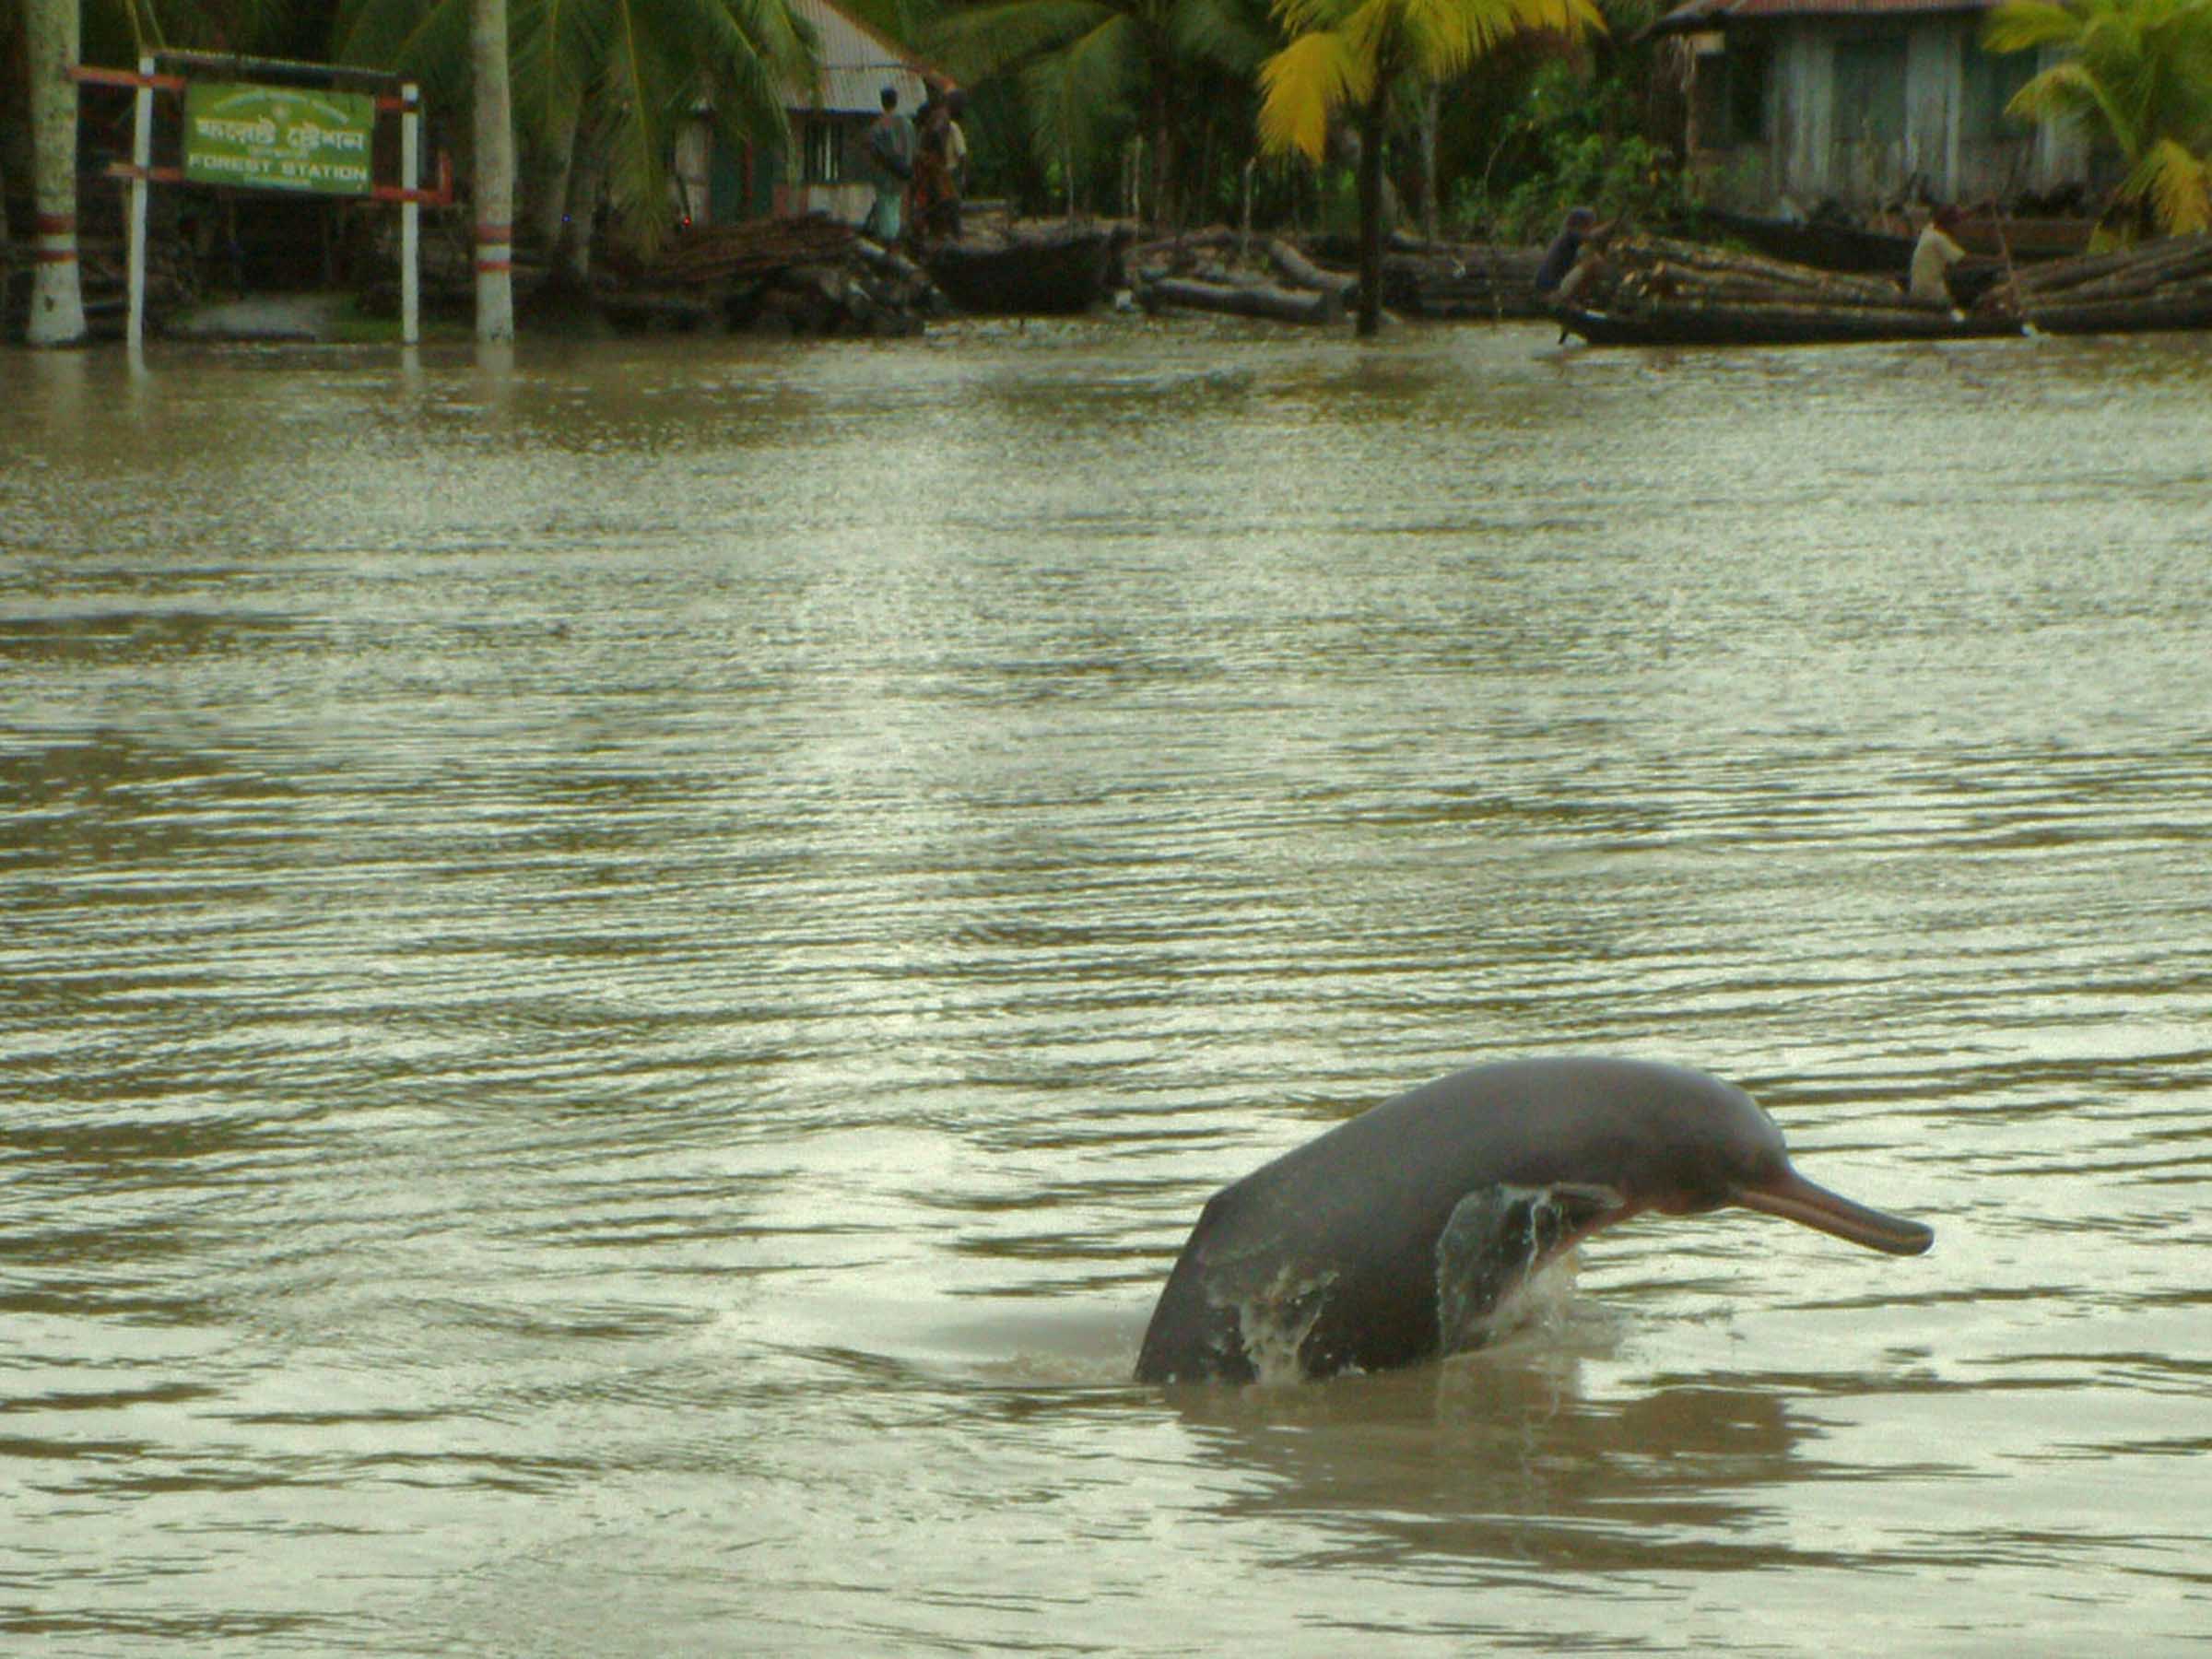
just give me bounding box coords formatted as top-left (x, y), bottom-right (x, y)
top-left (864, 87), bottom-right (915, 244)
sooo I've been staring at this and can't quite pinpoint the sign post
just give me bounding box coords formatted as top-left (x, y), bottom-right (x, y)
top-left (127, 54), bottom-right (153, 355)
top-left (76, 52), bottom-right (448, 351)
top-left (401, 84), bottom-right (420, 345)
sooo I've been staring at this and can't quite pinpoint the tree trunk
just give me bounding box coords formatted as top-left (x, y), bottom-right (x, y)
top-left (540, 117), bottom-right (602, 300)
top-left (1355, 88), bottom-right (1387, 337)
top-left (533, 102), bottom-right (581, 260)
top-left (25, 0), bottom-right (88, 347)
top-left (561, 146), bottom-right (602, 288)
top-left (1147, 68), bottom-right (1172, 231)
top-left (1418, 79), bottom-right (1441, 243)
top-left (472, 0), bottom-right (517, 341)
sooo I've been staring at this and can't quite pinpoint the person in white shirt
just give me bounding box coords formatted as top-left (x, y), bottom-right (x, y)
top-left (1911, 206), bottom-right (1969, 304)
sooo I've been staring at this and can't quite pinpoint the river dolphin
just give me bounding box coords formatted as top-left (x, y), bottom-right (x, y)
top-left (1135, 1056), bottom-right (1933, 1384)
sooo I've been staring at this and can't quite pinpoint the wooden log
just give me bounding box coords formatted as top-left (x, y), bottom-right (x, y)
top-left (1127, 226), bottom-right (1241, 271)
top-left (1144, 275), bottom-right (1341, 324)
top-left (2020, 241), bottom-right (2212, 305)
top-left (2012, 232), bottom-right (2212, 297)
top-left (1630, 270), bottom-right (1911, 307)
top-left (1266, 238), bottom-right (1356, 297)
top-left (1623, 236), bottom-right (1904, 302)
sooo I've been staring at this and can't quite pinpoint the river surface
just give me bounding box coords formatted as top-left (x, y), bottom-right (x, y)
top-left (3, 319), bottom-right (2209, 1655)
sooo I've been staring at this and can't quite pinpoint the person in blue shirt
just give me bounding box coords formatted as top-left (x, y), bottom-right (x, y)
top-left (863, 88), bottom-right (916, 244)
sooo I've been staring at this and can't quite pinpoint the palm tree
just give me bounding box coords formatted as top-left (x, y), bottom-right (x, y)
top-left (1983, 0), bottom-right (2212, 240)
top-left (473, 0), bottom-right (516, 337)
top-left (1257, 0), bottom-right (1598, 334)
top-left (928, 0), bottom-right (1272, 225)
top-left (23, 0), bottom-right (89, 345)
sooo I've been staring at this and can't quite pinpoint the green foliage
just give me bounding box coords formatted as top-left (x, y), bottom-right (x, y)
top-left (1983, 0), bottom-right (2212, 239)
top-left (926, 0), bottom-right (1270, 215)
top-left (1256, 0), bottom-right (1600, 164)
top-left (337, 0), bottom-right (813, 254)
top-left (1449, 57), bottom-right (1691, 241)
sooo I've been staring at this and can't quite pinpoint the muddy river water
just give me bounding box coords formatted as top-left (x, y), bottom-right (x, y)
top-left (3, 319), bottom-right (2209, 1653)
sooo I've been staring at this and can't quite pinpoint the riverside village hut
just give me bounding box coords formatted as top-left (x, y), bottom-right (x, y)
top-left (1649, 0), bottom-right (2098, 215)
top-left (670, 0), bottom-right (933, 227)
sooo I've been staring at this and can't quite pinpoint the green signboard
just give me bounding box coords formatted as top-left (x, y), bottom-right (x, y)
top-left (182, 82), bottom-right (376, 195)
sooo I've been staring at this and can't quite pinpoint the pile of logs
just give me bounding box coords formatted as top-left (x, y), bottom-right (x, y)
top-left (599, 215), bottom-right (946, 337)
top-left (1595, 235), bottom-right (1913, 313)
top-left (1303, 233), bottom-right (1549, 318)
top-left (1128, 228), bottom-right (1350, 324)
top-left (1126, 226), bottom-right (1551, 324)
top-left (1984, 232), bottom-right (2212, 332)
top-left (623, 216), bottom-right (865, 288)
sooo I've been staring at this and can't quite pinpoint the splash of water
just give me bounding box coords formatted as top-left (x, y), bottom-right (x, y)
top-left (1232, 1265), bottom-right (1340, 1387)
top-left (1436, 1184), bottom-right (1589, 1358)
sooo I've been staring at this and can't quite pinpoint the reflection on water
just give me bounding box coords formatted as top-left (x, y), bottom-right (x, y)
top-left (3, 323), bottom-right (2209, 1653)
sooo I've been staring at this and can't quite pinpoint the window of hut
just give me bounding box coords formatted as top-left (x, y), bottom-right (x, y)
top-left (803, 118), bottom-right (845, 185)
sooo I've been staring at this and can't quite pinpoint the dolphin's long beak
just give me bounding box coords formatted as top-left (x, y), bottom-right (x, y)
top-left (1734, 1166), bottom-right (1934, 1256)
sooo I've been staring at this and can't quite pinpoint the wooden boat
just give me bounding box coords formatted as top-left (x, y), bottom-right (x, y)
top-left (1558, 301), bottom-right (2022, 347)
top-left (925, 221), bottom-right (1127, 315)
top-left (1558, 229), bottom-right (2212, 346)
top-left (2027, 290), bottom-right (2212, 335)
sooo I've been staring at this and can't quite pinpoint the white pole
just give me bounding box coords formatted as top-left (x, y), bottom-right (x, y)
top-left (126, 53), bottom-right (154, 355)
top-left (401, 82), bottom-right (420, 346)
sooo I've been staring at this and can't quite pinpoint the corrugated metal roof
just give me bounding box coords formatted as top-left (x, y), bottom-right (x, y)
top-left (1652, 0), bottom-right (1998, 31)
top-left (787, 0), bottom-right (935, 115)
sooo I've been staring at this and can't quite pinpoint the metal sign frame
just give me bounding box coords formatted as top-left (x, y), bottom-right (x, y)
top-left (71, 51), bottom-right (449, 350)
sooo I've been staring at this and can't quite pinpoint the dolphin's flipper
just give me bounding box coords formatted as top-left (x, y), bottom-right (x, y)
top-left (1434, 1182), bottom-right (1622, 1355)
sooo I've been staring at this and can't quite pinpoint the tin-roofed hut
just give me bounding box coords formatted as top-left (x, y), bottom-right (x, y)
top-left (1651, 0), bottom-right (2100, 215)
top-left (672, 0), bottom-right (934, 228)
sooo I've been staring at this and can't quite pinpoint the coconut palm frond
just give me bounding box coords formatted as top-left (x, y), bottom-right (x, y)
top-left (927, 0), bottom-right (1118, 82)
top-left (2129, 133), bottom-right (2212, 232)
top-left (509, 0), bottom-right (606, 141)
top-left (1257, 28), bottom-right (1361, 159)
top-left (594, 0), bottom-right (685, 250)
top-left (688, 0), bottom-right (807, 150)
top-left (1996, 0), bottom-right (2212, 165)
top-left (1392, 0), bottom-right (1522, 70)
top-left (1018, 10), bottom-right (1139, 165)
top-left (1270, 0), bottom-right (1351, 40)
top-left (831, 0), bottom-right (942, 48)
top-left (125, 0), bottom-right (298, 53)
top-left (339, 0), bottom-right (474, 94)
top-left (2007, 58), bottom-right (2139, 151)
top-left (1981, 0), bottom-right (2081, 55)
top-left (1168, 0), bottom-right (1277, 75)
top-left (666, 0), bottom-right (816, 123)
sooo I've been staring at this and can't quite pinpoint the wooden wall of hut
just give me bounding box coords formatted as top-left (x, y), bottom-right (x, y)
top-left (1684, 17), bottom-right (2095, 216)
